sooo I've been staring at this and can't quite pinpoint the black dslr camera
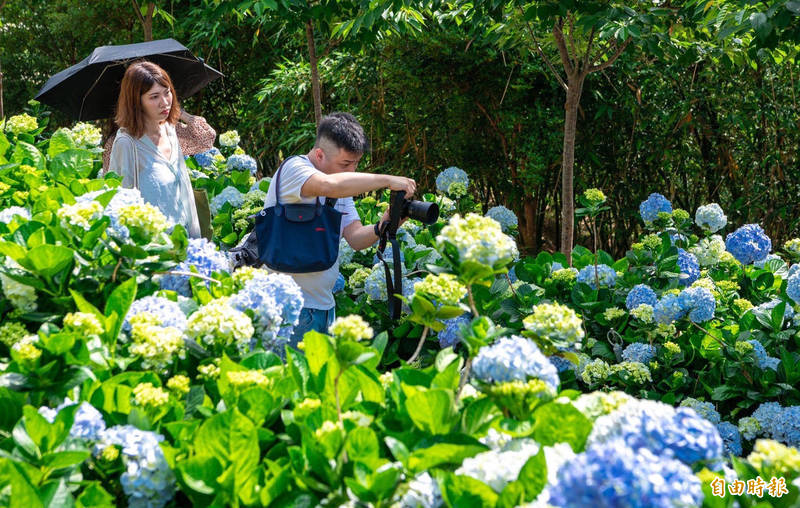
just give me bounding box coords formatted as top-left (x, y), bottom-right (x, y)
top-left (376, 191), bottom-right (439, 319)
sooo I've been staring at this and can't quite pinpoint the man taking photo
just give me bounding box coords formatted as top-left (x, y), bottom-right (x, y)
top-left (263, 112), bottom-right (415, 348)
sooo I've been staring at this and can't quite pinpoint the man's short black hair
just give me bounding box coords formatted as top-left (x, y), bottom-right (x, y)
top-left (316, 112), bottom-right (370, 153)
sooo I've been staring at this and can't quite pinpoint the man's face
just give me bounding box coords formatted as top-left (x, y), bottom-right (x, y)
top-left (318, 147), bottom-right (362, 174)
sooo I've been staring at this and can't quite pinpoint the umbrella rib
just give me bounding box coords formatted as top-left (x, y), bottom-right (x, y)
top-left (80, 63), bottom-right (119, 121)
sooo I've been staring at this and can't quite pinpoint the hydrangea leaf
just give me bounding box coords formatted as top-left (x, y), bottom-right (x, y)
top-left (439, 472), bottom-right (499, 507)
top-left (406, 389), bottom-right (457, 435)
top-left (532, 402), bottom-right (591, 452)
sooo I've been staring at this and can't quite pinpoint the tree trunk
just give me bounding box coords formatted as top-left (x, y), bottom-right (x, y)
top-left (306, 20), bottom-right (322, 127)
top-left (560, 76), bottom-right (584, 264)
top-left (131, 1), bottom-right (154, 41)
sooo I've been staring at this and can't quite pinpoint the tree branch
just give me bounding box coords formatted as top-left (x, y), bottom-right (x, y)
top-left (517, 6), bottom-right (568, 92)
top-left (130, 0), bottom-right (146, 26)
top-left (552, 19), bottom-right (575, 77)
top-left (566, 13), bottom-right (579, 71)
top-left (589, 37), bottom-right (632, 73)
top-left (582, 26), bottom-right (597, 68)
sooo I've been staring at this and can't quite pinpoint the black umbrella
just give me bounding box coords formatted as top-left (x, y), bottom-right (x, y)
top-left (35, 38), bottom-right (223, 121)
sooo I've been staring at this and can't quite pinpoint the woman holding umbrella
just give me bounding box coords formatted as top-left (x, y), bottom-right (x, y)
top-left (108, 61), bottom-right (201, 238)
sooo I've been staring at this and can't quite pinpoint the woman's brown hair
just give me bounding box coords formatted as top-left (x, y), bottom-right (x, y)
top-left (115, 61), bottom-right (181, 138)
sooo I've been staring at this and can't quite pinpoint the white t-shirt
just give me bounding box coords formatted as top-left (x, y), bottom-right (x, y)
top-left (264, 155), bottom-right (360, 310)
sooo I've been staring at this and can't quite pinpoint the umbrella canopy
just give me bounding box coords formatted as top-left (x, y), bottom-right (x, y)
top-left (35, 38), bottom-right (223, 121)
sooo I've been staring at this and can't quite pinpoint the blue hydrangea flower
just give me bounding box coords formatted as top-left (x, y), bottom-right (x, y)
top-left (789, 264), bottom-right (800, 279)
top-left (726, 224), bottom-right (772, 265)
top-left (94, 425), bottom-right (175, 508)
top-left (679, 286), bottom-right (715, 322)
top-left (747, 340), bottom-right (780, 371)
top-left (124, 296), bottom-right (187, 331)
top-left (437, 314), bottom-right (471, 349)
top-left (230, 272), bottom-right (304, 353)
top-left (373, 244), bottom-right (405, 265)
top-left (653, 294), bottom-right (687, 325)
top-left (787, 273), bottom-right (800, 304)
top-left (485, 206), bottom-right (518, 232)
top-left (676, 248), bottom-right (700, 286)
top-left (435, 166), bottom-right (469, 197)
top-left (193, 147), bottom-right (222, 168)
top-left (749, 403), bottom-right (800, 447)
top-left (333, 273), bottom-right (345, 294)
top-left (549, 356), bottom-right (574, 373)
top-left (621, 343), bottom-right (656, 364)
top-left (226, 154), bottom-right (258, 175)
top-left (549, 438), bottom-right (703, 508)
top-left (472, 335), bottom-right (559, 391)
top-left (160, 238), bottom-right (230, 296)
top-left (625, 284), bottom-right (657, 311)
top-left (773, 406), bottom-right (800, 447)
top-left (589, 400), bottom-right (724, 465)
top-left (576, 264), bottom-right (617, 289)
top-left (679, 398), bottom-right (721, 425)
top-left (209, 186), bottom-right (245, 215)
top-left (752, 402), bottom-right (784, 439)
top-left (695, 203), bottom-right (727, 233)
top-left (716, 422), bottom-right (743, 456)
top-left (38, 400), bottom-right (106, 441)
top-left (639, 193), bottom-right (672, 223)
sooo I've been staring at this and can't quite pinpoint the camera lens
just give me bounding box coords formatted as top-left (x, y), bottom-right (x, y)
top-left (405, 200), bottom-right (439, 225)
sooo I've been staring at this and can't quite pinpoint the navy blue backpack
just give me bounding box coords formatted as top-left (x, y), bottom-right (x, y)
top-left (254, 157), bottom-right (342, 273)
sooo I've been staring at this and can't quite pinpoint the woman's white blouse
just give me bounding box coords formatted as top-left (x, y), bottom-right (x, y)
top-left (108, 124), bottom-right (200, 238)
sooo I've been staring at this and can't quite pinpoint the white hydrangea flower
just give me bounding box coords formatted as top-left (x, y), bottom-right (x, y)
top-left (455, 440), bottom-right (540, 492)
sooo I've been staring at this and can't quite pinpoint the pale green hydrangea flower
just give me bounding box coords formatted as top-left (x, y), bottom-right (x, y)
top-left (747, 440), bottom-right (800, 475)
top-left (784, 238), bottom-right (800, 256)
top-left (227, 370), bottom-right (270, 388)
top-left (602, 307), bottom-right (626, 321)
top-left (581, 359), bottom-right (611, 385)
top-left (219, 130), bottom-right (241, 147)
top-left (4, 113), bottom-right (38, 135)
top-left (583, 188), bottom-right (606, 205)
top-left (70, 122), bottom-right (102, 147)
top-left (133, 382), bottom-right (169, 408)
top-left (63, 312), bottom-right (104, 336)
top-left (117, 203), bottom-right (170, 240)
top-left (128, 312), bottom-right (185, 371)
top-left (630, 303), bottom-right (654, 323)
top-left (348, 267), bottom-right (372, 289)
top-left (611, 361), bottom-right (652, 384)
top-left (436, 213), bottom-right (518, 267)
top-left (57, 200), bottom-right (103, 230)
top-left (186, 298), bottom-right (254, 354)
top-left (689, 235), bottom-right (726, 267)
top-left (523, 302), bottom-right (585, 345)
top-left (166, 375), bottom-right (191, 395)
top-left (413, 273), bottom-right (466, 306)
top-left (329, 315), bottom-right (373, 342)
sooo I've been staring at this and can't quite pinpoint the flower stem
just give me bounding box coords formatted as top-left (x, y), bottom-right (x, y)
top-left (407, 326), bottom-right (429, 364)
top-left (505, 272), bottom-right (518, 300)
top-left (457, 357), bottom-right (473, 398)
top-left (467, 286), bottom-right (479, 316)
top-left (689, 321), bottom-right (725, 348)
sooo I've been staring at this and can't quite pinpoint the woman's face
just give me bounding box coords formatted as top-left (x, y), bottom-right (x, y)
top-left (140, 82), bottom-right (172, 125)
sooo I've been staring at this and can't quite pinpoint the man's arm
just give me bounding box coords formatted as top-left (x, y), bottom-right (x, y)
top-left (301, 172), bottom-right (415, 199)
top-left (342, 220), bottom-right (379, 251)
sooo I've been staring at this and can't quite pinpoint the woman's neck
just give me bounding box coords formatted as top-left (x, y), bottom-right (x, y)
top-left (143, 120), bottom-right (164, 138)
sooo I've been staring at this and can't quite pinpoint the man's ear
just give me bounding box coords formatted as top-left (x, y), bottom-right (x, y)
top-left (314, 146), bottom-right (326, 162)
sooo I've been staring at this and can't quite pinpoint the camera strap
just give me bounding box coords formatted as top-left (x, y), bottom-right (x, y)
top-left (376, 228), bottom-right (403, 320)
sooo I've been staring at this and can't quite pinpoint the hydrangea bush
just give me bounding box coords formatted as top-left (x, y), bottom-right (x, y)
top-left (4, 118), bottom-right (800, 506)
